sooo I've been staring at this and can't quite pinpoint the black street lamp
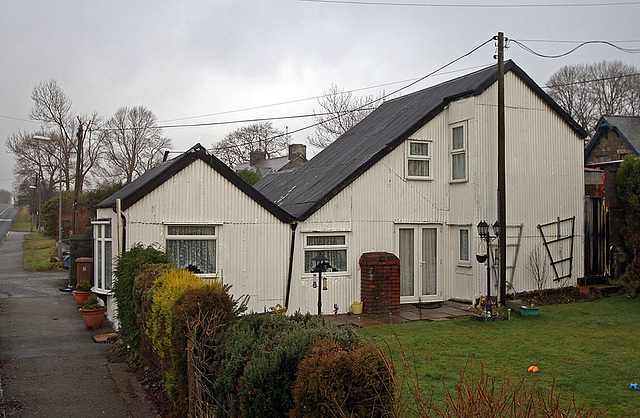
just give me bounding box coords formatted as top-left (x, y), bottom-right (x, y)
top-left (312, 254), bottom-right (332, 316)
top-left (477, 220), bottom-right (500, 318)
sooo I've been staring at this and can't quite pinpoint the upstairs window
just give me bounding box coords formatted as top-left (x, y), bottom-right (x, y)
top-left (406, 140), bottom-right (431, 180)
top-left (166, 225), bottom-right (217, 274)
top-left (451, 124), bottom-right (467, 182)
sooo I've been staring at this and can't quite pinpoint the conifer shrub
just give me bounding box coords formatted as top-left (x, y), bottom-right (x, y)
top-left (172, 285), bottom-right (234, 416)
top-left (206, 313), bottom-right (360, 417)
top-left (112, 244), bottom-right (171, 351)
top-left (146, 268), bottom-right (209, 394)
top-left (136, 263), bottom-right (175, 370)
top-left (290, 338), bottom-right (396, 418)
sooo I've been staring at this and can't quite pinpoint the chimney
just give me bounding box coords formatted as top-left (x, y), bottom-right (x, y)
top-left (288, 144), bottom-right (307, 161)
top-left (249, 150), bottom-right (266, 166)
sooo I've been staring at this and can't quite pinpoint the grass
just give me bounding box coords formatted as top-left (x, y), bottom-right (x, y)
top-left (11, 206), bottom-right (35, 232)
top-left (23, 233), bottom-right (64, 271)
top-left (358, 296), bottom-right (640, 416)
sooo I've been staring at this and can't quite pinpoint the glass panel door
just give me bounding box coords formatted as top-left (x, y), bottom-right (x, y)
top-left (421, 227), bottom-right (437, 296)
top-left (399, 228), bottom-right (414, 297)
top-left (398, 225), bottom-right (439, 302)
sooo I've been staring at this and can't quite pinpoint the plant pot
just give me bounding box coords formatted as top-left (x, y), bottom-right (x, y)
top-left (73, 290), bottom-right (93, 308)
top-left (81, 307), bottom-right (106, 330)
top-left (351, 301), bottom-right (363, 315)
top-left (579, 286), bottom-right (591, 295)
top-left (519, 306), bottom-right (539, 317)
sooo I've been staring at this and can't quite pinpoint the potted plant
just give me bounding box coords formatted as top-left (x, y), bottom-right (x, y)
top-left (73, 280), bottom-right (93, 308)
top-left (80, 294), bottom-right (106, 330)
top-left (520, 303), bottom-right (540, 317)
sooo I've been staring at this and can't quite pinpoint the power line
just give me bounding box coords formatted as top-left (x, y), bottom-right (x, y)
top-left (512, 39), bottom-right (640, 58)
top-left (210, 37), bottom-right (495, 152)
top-left (296, 0), bottom-right (640, 8)
top-left (542, 72), bottom-right (640, 89)
top-left (159, 64), bottom-right (492, 124)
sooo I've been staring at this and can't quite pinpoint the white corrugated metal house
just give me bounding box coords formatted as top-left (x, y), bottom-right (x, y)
top-left (94, 61), bottom-right (587, 324)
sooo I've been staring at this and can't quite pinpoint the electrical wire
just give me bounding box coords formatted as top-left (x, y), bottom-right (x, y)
top-left (296, 0), bottom-right (640, 8)
top-left (159, 64), bottom-right (492, 124)
top-left (542, 72), bottom-right (640, 89)
top-left (512, 39), bottom-right (640, 58)
top-left (211, 37), bottom-right (495, 149)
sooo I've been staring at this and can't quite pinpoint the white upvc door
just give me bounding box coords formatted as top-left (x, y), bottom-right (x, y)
top-left (398, 225), bottom-right (441, 303)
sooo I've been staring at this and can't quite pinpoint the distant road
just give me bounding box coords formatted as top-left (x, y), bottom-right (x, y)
top-left (0, 204), bottom-right (19, 244)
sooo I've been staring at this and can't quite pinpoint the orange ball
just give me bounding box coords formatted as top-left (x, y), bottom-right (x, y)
top-left (528, 366), bottom-right (539, 373)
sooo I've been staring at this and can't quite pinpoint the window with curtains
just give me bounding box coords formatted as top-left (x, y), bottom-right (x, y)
top-left (451, 124), bottom-right (467, 182)
top-left (459, 227), bottom-right (470, 264)
top-left (406, 139), bottom-right (431, 179)
top-left (93, 221), bottom-right (113, 292)
top-left (166, 225), bottom-right (217, 274)
top-left (304, 234), bottom-right (348, 274)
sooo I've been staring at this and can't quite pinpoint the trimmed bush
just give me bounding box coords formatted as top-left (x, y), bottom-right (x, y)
top-left (206, 313), bottom-right (360, 417)
top-left (172, 286), bottom-right (234, 416)
top-left (112, 244), bottom-right (171, 351)
top-left (291, 338), bottom-right (396, 418)
top-left (146, 269), bottom-right (209, 394)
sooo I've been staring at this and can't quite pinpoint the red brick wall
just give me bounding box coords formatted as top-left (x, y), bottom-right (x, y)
top-left (359, 252), bottom-right (400, 314)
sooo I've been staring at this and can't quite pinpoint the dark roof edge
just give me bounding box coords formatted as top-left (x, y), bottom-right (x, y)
top-left (298, 94), bottom-right (465, 221)
top-left (297, 61), bottom-right (587, 221)
top-left (99, 144), bottom-right (294, 224)
top-left (507, 61), bottom-right (588, 139)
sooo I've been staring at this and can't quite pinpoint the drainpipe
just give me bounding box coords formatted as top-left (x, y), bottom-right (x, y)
top-left (284, 222), bottom-right (298, 311)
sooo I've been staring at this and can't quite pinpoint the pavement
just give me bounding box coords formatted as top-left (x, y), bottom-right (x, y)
top-left (0, 231), bottom-right (158, 417)
top-left (325, 300), bottom-right (473, 328)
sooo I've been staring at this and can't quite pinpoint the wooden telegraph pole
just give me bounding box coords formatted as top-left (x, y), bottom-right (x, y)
top-left (497, 32), bottom-right (507, 306)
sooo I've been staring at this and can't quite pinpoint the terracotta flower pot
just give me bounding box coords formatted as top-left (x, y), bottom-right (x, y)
top-left (81, 307), bottom-right (106, 330)
top-left (73, 290), bottom-right (93, 308)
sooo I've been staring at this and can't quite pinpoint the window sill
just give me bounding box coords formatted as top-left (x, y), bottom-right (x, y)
top-left (92, 287), bottom-right (113, 296)
top-left (406, 177), bottom-right (433, 181)
top-left (302, 273), bottom-right (351, 279)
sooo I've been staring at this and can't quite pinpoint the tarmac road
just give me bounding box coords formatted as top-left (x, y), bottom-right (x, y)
top-left (0, 230), bottom-right (158, 417)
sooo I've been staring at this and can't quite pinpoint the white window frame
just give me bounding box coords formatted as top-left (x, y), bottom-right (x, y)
top-left (406, 139), bottom-right (432, 180)
top-left (458, 227), bottom-right (471, 266)
top-left (165, 224), bottom-right (219, 277)
top-left (450, 123), bottom-right (468, 182)
top-left (303, 233), bottom-right (349, 276)
top-left (93, 220), bottom-right (113, 293)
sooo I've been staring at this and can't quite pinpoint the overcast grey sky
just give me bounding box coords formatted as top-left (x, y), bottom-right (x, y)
top-left (2, 1), bottom-right (639, 193)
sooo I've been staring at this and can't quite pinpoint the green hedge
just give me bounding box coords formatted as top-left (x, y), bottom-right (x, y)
top-left (112, 244), bottom-right (171, 351)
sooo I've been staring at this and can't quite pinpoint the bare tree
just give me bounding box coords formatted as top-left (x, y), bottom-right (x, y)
top-left (29, 80), bottom-right (104, 193)
top-left (546, 60), bottom-right (640, 134)
top-left (103, 106), bottom-right (172, 183)
top-left (212, 122), bottom-right (290, 168)
top-left (526, 245), bottom-right (550, 298)
top-left (29, 80), bottom-right (76, 190)
top-left (307, 84), bottom-right (382, 149)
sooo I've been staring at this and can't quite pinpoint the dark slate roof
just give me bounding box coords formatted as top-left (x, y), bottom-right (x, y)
top-left (96, 143), bottom-right (293, 223)
top-left (255, 60), bottom-right (587, 221)
top-left (585, 115), bottom-right (640, 158)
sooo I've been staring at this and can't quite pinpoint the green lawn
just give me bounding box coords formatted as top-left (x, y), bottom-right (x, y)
top-left (23, 233), bottom-right (64, 271)
top-left (11, 206), bottom-right (34, 232)
top-left (358, 296), bottom-right (640, 416)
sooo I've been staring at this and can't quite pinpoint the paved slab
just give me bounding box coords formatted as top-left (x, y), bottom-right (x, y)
top-left (326, 300), bottom-right (473, 328)
top-left (0, 231), bottom-right (158, 417)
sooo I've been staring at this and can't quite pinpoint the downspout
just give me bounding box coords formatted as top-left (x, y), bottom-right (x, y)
top-left (284, 222), bottom-right (298, 311)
